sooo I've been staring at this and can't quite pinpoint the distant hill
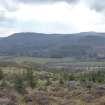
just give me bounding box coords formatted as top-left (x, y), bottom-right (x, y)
top-left (0, 32), bottom-right (105, 59)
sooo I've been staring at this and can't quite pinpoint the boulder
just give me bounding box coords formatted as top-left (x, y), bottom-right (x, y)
top-left (68, 80), bottom-right (77, 90)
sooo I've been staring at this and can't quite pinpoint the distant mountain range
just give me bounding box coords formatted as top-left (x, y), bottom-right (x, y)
top-left (0, 32), bottom-right (105, 59)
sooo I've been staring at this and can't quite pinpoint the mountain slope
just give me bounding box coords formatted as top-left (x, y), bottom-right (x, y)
top-left (0, 32), bottom-right (105, 59)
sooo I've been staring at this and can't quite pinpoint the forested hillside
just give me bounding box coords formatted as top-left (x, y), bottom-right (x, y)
top-left (0, 32), bottom-right (105, 59)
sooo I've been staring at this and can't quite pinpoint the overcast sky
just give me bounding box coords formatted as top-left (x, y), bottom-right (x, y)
top-left (0, 0), bottom-right (105, 36)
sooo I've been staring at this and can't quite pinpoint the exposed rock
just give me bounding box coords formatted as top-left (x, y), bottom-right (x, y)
top-left (93, 85), bottom-right (105, 97)
top-left (68, 80), bottom-right (77, 90)
top-left (82, 95), bottom-right (94, 103)
top-left (34, 91), bottom-right (51, 105)
top-left (24, 91), bottom-right (51, 105)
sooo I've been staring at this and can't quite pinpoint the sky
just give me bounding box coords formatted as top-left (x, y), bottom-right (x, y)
top-left (0, 0), bottom-right (105, 36)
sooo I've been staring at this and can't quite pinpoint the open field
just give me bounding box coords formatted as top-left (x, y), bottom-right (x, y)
top-left (0, 56), bottom-right (105, 72)
top-left (0, 56), bottom-right (104, 105)
top-left (1, 56), bottom-right (105, 66)
top-left (0, 63), bottom-right (105, 105)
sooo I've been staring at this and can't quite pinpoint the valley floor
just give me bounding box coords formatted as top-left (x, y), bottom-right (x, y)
top-left (0, 57), bottom-right (104, 105)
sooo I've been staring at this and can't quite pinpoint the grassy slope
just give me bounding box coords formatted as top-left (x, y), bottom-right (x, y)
top-left (0, 56), bottom-right (105, 65)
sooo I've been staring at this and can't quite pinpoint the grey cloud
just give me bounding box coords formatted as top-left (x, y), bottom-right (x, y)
top-left (0, 1), bottom-right (16, 29)
top-left (17, 0), bottom-right (79, 4)
top-left (0, 0), bottom-right (18, 11)
top-left (0, 12), bottom-right (6, 21)
top-left (0, 0), bottom-right (79, 12)
top-left (86, 0), bottom-right (105, 12)
top-left (1, 0), bottom-right (105, 13)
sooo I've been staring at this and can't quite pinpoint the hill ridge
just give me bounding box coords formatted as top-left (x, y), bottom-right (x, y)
top-left (0, 32), bottom-right (105, 59)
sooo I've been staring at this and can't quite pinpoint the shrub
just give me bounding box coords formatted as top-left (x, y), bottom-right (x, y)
top-left (0, 69), bottom-right (4, 80)
top-left (45, 79), bottom-right (52, 86)
top-left (69, 74), bottom-right (75, 81)
top-left (14, 75), bottom-right (25, 94)
top-left (59, 78), bottom-right (65, 85)
top-left (0, 79), bottom-right (8, 88)
top-left (79, 70), bottom-right (105, 83)
top-left (25, 69), bottom-right (36, 89)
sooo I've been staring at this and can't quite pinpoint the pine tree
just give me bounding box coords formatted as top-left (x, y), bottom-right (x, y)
top-left (25, 69), bottom-right (36, 89)
top-left (14, 76), bottom-right (25, 94)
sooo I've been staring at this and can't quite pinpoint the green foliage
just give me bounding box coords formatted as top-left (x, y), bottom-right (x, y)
top-left (0, 69), bottom-right (4, 80)
top-left (69, 74), bottom-right (75, 81)
top-left (45, 79), bottom-right (52, 86)
top-left (60, 72), bottom-right (69, 81)
top-left (58, 72), bottom-right (68, 85)
top-left (0, 80), bottom-right (8, 88)
top-left (25, 69), bottom-right (36, 89)
top-left (79, 70), bottom-right (105, 83)
top-left (14, 75), bottom-right (25, 94)
top-left (59, 78), bottom-right (65, 85)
